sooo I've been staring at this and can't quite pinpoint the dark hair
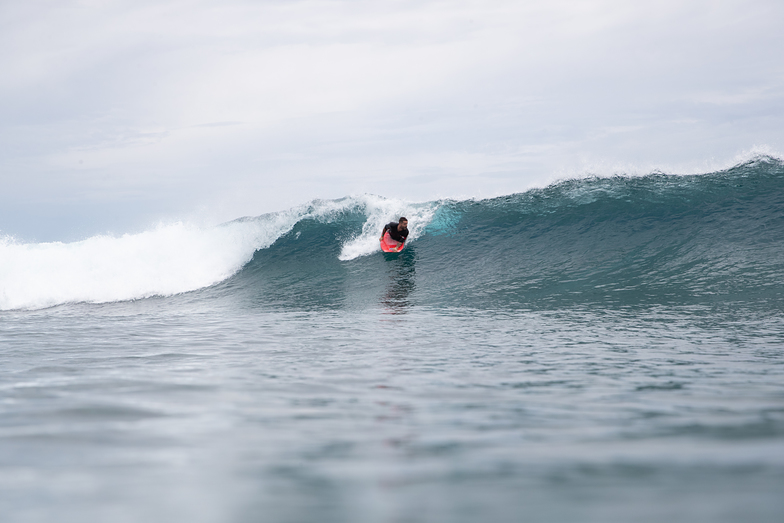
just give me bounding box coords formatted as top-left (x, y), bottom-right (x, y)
top-left (399, 217), bottom-right (408, 222)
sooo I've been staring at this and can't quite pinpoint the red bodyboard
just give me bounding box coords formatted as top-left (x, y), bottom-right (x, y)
top-left (380, 232), bottom-right (405, 253)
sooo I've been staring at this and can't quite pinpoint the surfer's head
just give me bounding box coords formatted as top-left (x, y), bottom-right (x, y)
top-left (398, 217), bottom-right (408, 229)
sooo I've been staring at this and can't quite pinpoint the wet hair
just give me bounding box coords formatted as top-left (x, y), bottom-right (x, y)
top-left (399, 217), bottom-right (408, 223)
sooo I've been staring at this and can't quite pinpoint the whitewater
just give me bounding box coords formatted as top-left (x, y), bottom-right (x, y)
top-left (1, 157), bottom-right (783, 523)
top-left (0, 195), bottom-right (435, 311)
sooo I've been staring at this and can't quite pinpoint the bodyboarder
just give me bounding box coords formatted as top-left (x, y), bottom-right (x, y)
top-left (380, 217), bottom-right (409, 251)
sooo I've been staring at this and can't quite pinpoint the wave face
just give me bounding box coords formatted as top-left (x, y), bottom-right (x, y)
top-left (2, 157), bottom-right (783, 311)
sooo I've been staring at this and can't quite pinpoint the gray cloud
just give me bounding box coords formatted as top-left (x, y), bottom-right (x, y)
top-left (2, 0), bottom-right (783, 240)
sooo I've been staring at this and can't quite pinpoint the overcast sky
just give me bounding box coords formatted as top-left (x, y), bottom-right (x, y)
top-left (2, 0), bottom-right (783, 241)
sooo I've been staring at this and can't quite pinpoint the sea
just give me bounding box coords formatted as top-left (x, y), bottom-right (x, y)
top-left (1, 156), bottom-right (783, 523)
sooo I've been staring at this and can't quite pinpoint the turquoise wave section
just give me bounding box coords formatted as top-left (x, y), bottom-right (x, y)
top-left (221, 156), bottom-right (784, 310)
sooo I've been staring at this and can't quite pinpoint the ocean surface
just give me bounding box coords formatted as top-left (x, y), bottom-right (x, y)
top-left (2, 157), bottom-right (784, 522)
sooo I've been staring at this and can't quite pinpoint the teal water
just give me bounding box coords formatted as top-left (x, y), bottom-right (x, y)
top-left (1, 158), bottom-right (783, 522)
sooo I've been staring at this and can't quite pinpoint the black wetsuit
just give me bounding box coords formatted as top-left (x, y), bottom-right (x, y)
top-left (383, 222), bottom-right (409, 242)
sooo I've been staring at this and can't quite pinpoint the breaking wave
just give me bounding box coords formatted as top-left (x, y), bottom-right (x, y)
top-left (2, 156), bottom-right (783, 311)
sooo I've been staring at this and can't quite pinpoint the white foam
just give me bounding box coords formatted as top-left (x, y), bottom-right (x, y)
top-left (0, 200), bottom-right (327, 310)
top-left (337, 195), bottom-right (437, 261)
top-left (0, 195), bottom-right (440, 310)
top-left (1, 223), bottom-right (252, 311)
